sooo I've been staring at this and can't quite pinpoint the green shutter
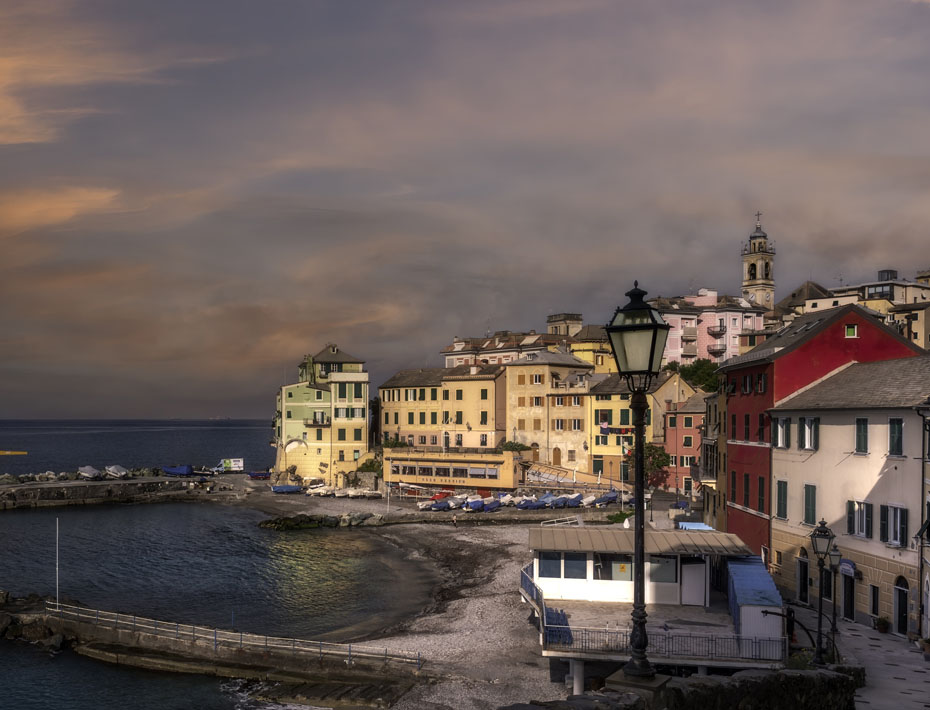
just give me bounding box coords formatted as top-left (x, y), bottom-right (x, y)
top-left (798, 417), bottom-right (806, 449)
top-left (880, 505), bottom-right (888, 542)
top-left (847, 501), bottom-right (855, 534)
top-left (899, 508), bottom-right (908, 543)
top-left (785, 419), bottom-right (791, 448)
top-left (865, 503), bottom-right (873, 538)
top-left (812, 418), bottom-right (820, 450)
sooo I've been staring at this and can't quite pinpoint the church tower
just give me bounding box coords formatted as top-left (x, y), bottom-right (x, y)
top-left (741, 212), bottom-right (775, 308)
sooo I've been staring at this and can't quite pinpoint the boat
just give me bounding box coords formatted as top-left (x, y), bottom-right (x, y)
top-left (446, 495), bottom-right (467, 509)
top-left (430, 491), bottom-right (453, 501)
top-left (517, 497), bottom-right (546, 510)
top-left (483, 499), bottom-right (501, 513)
top-left (346, 489), bottom-right (365, 498)
top-left (248, 471), bottom-right (271, 480)
top-left (162, 465), bottom-right (195, 477)
top-left (498, 494), bottom-right (514, 506)
top-left (271, 484), bottom-right (303, 494)
top-left (104, 465), bottom-right (129, 479)
top-left (431, 499), bottom-right (452, 512)
top-left (417, 500), bottom-right (434, 511)
top-left (365, 490), bottom-right (383, 499)
top-left (538, 492), bottom-right (557, 507)
top-left (549, 495), bottom-right (568, 509)
top-left (581, 494), bottom-right (597, 507)
top-left (77, 466), bottom-right (102, 481)
top-left (593, 490), bottom-right (619, 507)
top-left (465, 494), bottom-right (484, 511)
top-left (565, 493), bottom-right (583, 508)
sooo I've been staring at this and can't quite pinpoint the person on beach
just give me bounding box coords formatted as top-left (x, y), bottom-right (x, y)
top-left (452, 514), bottom-right (457, 528)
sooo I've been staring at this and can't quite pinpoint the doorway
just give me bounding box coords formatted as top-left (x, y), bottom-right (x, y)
top-left (796, 554), bottom-right (809, 605)
top-left (531, 444), bottom-right (539, 462)
top-left (552, 447), bottom-right (562, 467)
top-left (843, 573), bottom-right (855, 621)
top-left (893, 576), bottom-right (909, 636)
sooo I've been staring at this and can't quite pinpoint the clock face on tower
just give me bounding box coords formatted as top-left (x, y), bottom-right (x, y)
top-left (765, 292), bottom-right (772, 303)
top-left (748, 293), bottom-right (756, 302)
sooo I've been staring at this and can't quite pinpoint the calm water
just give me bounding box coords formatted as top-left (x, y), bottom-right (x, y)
top-left (0, 422), bottom-right (434, 709)
top-left (0, 419), bottom-right (275, 476)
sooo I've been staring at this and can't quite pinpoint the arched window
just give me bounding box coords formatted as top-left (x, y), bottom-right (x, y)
top-left (748, 263), bottom-right (757, 280)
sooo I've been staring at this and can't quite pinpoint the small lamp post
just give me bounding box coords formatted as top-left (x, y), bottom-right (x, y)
top-left (606, 282), bottom-right (670, 679)
top-left (829, 543), bottom-right (841, 659)
top-left (810, 520), bottom-right (835, 665)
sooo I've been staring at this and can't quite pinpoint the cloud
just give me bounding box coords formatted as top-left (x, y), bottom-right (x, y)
top-left (0, 187), bottom-right (120, 233)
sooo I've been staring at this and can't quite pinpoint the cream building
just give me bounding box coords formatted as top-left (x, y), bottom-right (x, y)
top-left (768, 357), bottom-right (930, 638)
top-left (273, 345), bottom-right (369, 486)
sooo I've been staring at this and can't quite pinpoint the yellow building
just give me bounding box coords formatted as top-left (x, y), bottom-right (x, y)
top-left (379, 364), bottom-right (506, 450)
top-left (568, 325), bottom-right (617, 374)
top-left (505, 350), bottom-right (595, 470)
top-left (273, 344), bottom-right (369, 486)
top-left (889, 301), bottom-right (930, 351)
top-left (382, 447), bottom-right (523, 491)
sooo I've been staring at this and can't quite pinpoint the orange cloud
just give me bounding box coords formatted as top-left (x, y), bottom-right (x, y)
top-left (0, 187), bottom-right (120, 233)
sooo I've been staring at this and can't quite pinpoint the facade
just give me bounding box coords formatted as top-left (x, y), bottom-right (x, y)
top-left (568, 324), bottom-right (617, 374)
top-left (719, 305), bottom-right (924, 559)
top-left (440, 330), bottom-right (572, 367)
top-left (653, 289), bottom-right (767, 365)
top-left (505, 350), bottom-right (595, 469)
top-left (701, 392), bottom-right (728, 530)
top-left (768, 357), bottom-right (930, 638)
top-left (664, 391), bottom-right (707, 497)
top-left (379, 364), bottom-right (506, 450)
top-left (273, 345), bottom-right (369, 486)
top-left (382, 446), bottom-right (523, 491)
top-left (890, 301), bottom-right (930, 351)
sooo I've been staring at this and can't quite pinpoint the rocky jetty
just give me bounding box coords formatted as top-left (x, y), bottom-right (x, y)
top-left (259, 512), bottom-right (384, 530)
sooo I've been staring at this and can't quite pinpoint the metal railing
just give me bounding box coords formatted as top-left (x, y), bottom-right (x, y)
top-left (45, 602), bottom-right (422, 669)
top-left (540, 516), bottom-right (582, 527)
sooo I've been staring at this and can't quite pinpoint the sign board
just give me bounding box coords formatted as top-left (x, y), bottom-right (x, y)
top-left (839, 558), bottom-right (856, 576)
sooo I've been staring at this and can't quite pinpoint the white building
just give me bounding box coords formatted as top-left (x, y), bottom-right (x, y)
top-left (768, 356), bottom-right (930, 638)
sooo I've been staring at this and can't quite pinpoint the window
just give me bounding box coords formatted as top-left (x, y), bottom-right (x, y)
top-left (880, 505), bottom-right (908, 546)
top-left (354, 428), bottom-right (362, 441)
top-left (287, 391), bottom-right (293, 399)
top-left (337, 428), bottom-right (346, 441)
top-left (756, 373), bottom-right (767, 393)
top-left (730, 413), bottom-right (736, 436)
top-left (567, 450), bottom-right (576, 462)
top-left (480, 411), bottom-right (488, 425)
top-left (443, 390), bottom-right (449, 401)
top-left (517, 418), bottom-right (525, 430)
top-left (648, 555), bottom-right (677, 583)
top-left (596, 435), bottom-right (608, 446)
top-left (532, 396), bottom-right (543, 407)
top-left (430, 435), bottom-right (437, 445)
top-left (730, 471), bottom-right (737, 501)
top-left (773, 417), bottom-right (791, 448)
top-left (338, 383), bottom-right (347, 399)
top-left (419, 412), bottom-right (426, 425)
top-left (553, 419), bottom-right (565, 431)
top-left (316, 429), bottom-right (322, 441)
top-left (431, 388), bottom-right (437, 400)
top-left (572, 396), bottom-right (581, 406)
top-left (845, 324), bottom-right (858, 338)
top-left (533, 419), bottom-right (542, 431)
top-left (480, 388), bottom-right (488, 400)
top-left (539, 551), bottom-right (561, 578)
top-left (683, 416), bottom-right (693, 428)
top-left (455, 433), bottom-right (463, 446)
top-left (681, 455), bottom-right (695, 467)
top-left (798, 417), bottom-right (820, 451)
top-left (776, 480), bottom-right (787, 519)
top-left (847, 500), bottom-right (873, 538)
top-left (596, 355), bottom-right (604, 366)
top-left (757, 476), bottom-right (765, 512)
top-left (758, 413), bottom-right (766, 442)
top-left (742, 375), bottom-right (752, 394)
top-left (355, 383), bottom-right (363, 399)
top-left (480, 434), bottom-right (487, 446)
top-left (889, 418), bottom-right (903, 456)
top-left (555, 396), bottom-right (564, 406)
top-left (338, 450), bottom-right (345, 461)
top-left (408, 412), bottom-right (414, 425)
top-left (803, 484), bottom-right (817, 525)
top-left (418, 388), bottom-right (426, 401)
top-left (572, 419), bottom-right (583, 431)
top-left (669, 455), bottom-right (677, 467)
top-left (517, 374), bottom-right (526, 385)
top-left (743, 473), bottom-right (750, 507)
top-left (455, 389), bottom-right (463, 400)
top-left (532, 374), bottom-right (544, 385)
top-left (683, 435), bottom-right (693, 447)
top-left (856, 417), bottom-right (871, 453)
top-left (870, 585), bottom-right (880, 616)
top-left (286, 410), bottom-right (292, 419)
top-left (743, 414), bottom-right (750, 441)
top-left (418, 436), bottom-right (426, 445)
top-left (668, 415), bottom-right (677, 429)
top-left (596, 409), bottom-right (613, 425)
top-left (316, 391), bottom-right (323, 401)
top-left (518, 396), bottom-right (526, 407)
top-left (563, 552), bottom-right (587, 579)
top-left (455, 411), bottom-right (463, 425)
top-left (619, 409), bottom-right (630, 425)
top-left (594, 553), bottom-right (632, 581)
top-left (431, 412), bottom-right (437, 425)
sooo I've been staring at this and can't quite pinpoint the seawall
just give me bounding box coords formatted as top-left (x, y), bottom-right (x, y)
top-left (0, 478), bottom-right (236, 510)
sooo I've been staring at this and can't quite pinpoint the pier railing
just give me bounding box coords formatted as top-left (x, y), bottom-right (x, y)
top-left (45, 602), bottom-right (422, 669)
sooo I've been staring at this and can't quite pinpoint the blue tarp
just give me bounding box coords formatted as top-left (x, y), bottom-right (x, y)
top-left (678, 522), bottom-right (714, 531)
top-left (727, 556), bottom-right (783, 634)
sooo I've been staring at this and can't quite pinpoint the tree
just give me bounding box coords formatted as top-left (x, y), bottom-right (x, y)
top-left (624, 442), bottom-right (671, 490)
top-left (677, 358), bottom-right (719, 392)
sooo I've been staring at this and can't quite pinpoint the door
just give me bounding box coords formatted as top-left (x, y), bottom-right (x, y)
top-left (843, 573), bottom-right (855, 621)
top-left (681, 557), bottom-right (706, 606)
top-left (894, 577), bottom-right (909, 635)
top-left (532, 444), bottom-right (539, 462)
top-left (797, 557), bottom-right (809, 604)
top-left (552, 447), bottom-right (561, 467)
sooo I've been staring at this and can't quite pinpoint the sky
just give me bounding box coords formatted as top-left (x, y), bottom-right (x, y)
top-left (2, 0), bottom-right (930, 418)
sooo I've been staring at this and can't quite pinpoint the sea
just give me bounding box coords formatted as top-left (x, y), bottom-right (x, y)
top-left (0, 420), bottom-right (435, 709)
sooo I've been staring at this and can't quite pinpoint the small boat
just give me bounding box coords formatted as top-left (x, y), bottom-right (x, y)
top-left (549, 495), bottom-right (568, 509)
top-left (565, 493), bottom-right (583, 508)
top-left (430, 491), bottom-right (453, 501)
top-left (483, 499), bottom-right (501, 513)
top-left (365, 490), bottom-right (383, 499)
top-left (248, 471), bottom-right (271, 480)
top-left (431, 499), bottom-right (452, 512)
top-left (465, 494), bottom-right (484, 511)
top-left (104, 465), bottom-right (129, 479)
top-left (271, 484), bottom-right (303, 494)
top-left (498, 494), bottom-right (514, 506)
top-left (347, 489), bottom-right (365, 498)
top-left (538, 492), bottom-right (557, 507)
top-left (593, 490), bottom-right (619, 507)
top-left (162, 465), bottom-right (195, 477)
top-left (417, 500), bottom-right (434, 511)
top-left (78, 466), bottom-right (102, 481)
top-left (517, 497), bottom-right (545, 510)
top-left (446, 495), bottom-right (467, 509)
top-left (334, 488), bottom-right (349, 498)
top-left (581, 495), bottom-right (597, 507)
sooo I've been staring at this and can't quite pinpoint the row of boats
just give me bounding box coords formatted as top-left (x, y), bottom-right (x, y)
top-left (77, 465), bottom-right (130, 480)
top-left (77, 462), bottom-right (247, 481)
top-left (419, 489), bottom-right (626, 513)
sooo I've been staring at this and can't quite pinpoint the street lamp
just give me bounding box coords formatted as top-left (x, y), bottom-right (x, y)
top-left (606, 282), bottom-right (670, 680)
top-left (829, 543), bottom-right (841, 659)
top-left (810, 520), bottom-right (835, 665)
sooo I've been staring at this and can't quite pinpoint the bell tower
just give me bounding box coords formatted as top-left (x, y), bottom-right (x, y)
top-left (741, 212), bottom-right (775, 308)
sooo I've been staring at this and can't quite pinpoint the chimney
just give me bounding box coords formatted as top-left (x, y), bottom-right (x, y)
top-left (470, 365), bottom-right (479, 375)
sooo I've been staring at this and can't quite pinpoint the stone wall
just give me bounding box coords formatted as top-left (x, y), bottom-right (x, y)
top-left (0, 479), bottom-right (192, 510)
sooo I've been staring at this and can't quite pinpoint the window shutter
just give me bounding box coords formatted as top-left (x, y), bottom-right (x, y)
top-left (899, 508), bottom-right (908, 544)
top-left (798, 417), bottom-right (806, 449)
top-left (812, 418), bottom-right (820, 450)
top-left (846, 501), bottom-right (855, 534)
top-left (880, 505), bottom-right (888, 542)
top-left (771, 420), bottom-right (777, 446)
top-left (865, 503), bottom-right (873, 539)
top-left (785, 420), bottom-right (791, 448)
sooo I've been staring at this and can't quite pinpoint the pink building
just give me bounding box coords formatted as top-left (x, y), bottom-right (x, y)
top-left (653, 289), bottom-right (767, 365)
top-left (663, 392), bottom-right (707, 497)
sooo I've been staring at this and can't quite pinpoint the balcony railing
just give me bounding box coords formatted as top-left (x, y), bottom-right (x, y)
top-left (681, 327), bottom-right (698, 340)
top-left (303, 418), bottom-right (331, 427)
top-left (707, 324), bottom-right (727, 337)
top-left (681, 344), bottom-right (698, 357)
top-left (707, 343), bottom-right (727, 354)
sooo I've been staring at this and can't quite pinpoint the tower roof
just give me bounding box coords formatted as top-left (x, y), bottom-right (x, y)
top-left (750, 211), bottom-right (767, 239)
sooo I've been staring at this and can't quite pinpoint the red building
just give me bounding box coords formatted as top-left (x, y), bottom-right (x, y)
top-left (719, 305), bottom-right (922, 560)
top-left (663, 391), bottom-right (707, 497)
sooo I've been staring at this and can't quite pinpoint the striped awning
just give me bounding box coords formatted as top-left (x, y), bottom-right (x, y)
top-left (528, 527), bottom-right (751, 556)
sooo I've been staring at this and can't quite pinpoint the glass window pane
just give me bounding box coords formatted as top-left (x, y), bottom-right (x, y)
top-left (595, 553), bottom-right (632, 581)
top-left (539, 552), bottom-right (561, 578)
top-left (648, 555), bottom-right (677, 583)
top-left (563, 552), bottom-right (587, 579)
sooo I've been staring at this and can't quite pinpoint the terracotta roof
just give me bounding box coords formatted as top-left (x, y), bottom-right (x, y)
top-left (589, 370), bottom-right (672, 395)
top-left (772, 356), bottom-right (930, 411)
top-left (505, 350), bottom-right (593, 368)
top-left (312, 344), bottom-right (364, 364)
top-left (379, 368), bottom-right (447, 388)
top-left (774, 281), bottom-right (831, 311)
top-left (574, 324), bottom-right (607, 341)
top-left (676, 391), bottom-right (710, 414)
top-left (528, 528), bottom-right (752, 556)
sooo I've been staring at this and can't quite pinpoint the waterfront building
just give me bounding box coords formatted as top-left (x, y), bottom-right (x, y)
top-left (718, 305), bottom-right (923, 560)
top-left (768, 356), bottom-right (930, 638)
top-left (440, 330), bottom-right (573, 367)
top-left (505, 350), bottom-right (595, 469)
top-left (698, 391), bottom-right (727, 530)
top-left (273, 344), bottom-right (370, 486)
top-left (382, 446), bottom-right (523, 491)
top-left (379, 364), bottom-right (506, 450)
top-left (663, 391), bottom-right (707, 498)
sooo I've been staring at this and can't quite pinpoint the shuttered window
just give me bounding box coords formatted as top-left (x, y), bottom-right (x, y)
top-left (803, 484), bottom-right (816, 525)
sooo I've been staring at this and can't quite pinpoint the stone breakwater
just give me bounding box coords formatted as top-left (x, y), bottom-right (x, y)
top-left (259, 512), bottom-right (385, 530)
top-left (0, 478), bottom-right (236, 510)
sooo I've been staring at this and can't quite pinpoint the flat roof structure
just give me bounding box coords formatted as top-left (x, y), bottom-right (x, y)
top-left (528, 528), bottom-right (752, 557)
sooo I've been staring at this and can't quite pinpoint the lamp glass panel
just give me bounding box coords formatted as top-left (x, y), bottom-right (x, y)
top-left (608, 328), bottom-right (654, 373)
top-left (810, 527), bottom-right (833, 557)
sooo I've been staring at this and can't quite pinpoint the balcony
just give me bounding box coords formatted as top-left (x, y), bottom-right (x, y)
top-left (303, 418), bottom-right (332, 427)
top-left (707, 324), bottom-right (727, 338)
top-left (707, 342), bottom-right (727, 355)
top-left (681, 343), bottom-right (698, 357)
top-left (681, 326), bottom-right (698, 341)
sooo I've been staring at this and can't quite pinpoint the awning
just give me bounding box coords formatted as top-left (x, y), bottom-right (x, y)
top-left (528, 528), bottom-right (752, 557)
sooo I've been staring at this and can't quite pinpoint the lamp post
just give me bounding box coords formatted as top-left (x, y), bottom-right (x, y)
top-left (829, 543), bottom-right (841, 660)
top-left (810, 519), bottom-right (835, 665)
top-left (606, 282), bottom-right (670, 679)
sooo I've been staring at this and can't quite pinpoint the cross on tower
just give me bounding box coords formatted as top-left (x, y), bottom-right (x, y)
top-left (755, 211), bottom-right (763, 223)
